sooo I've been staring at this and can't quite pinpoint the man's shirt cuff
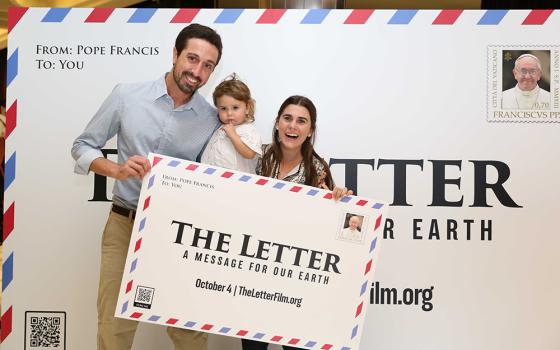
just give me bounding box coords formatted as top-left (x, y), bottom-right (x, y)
top-left (74, 148), bottom-right (104, 175)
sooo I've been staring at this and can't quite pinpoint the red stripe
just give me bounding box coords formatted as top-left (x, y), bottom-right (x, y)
top-left (171, 9), bottom-right (201, 23)
top-left (143, 196), bottom-right (151, 210)
top-left (321, 344), bottom-right (332, 350)
top-left (323, 193), bottom-right (333, 200)
top-left (374, 214), bottom-right (382, 230)
top-left (271, 336), bottom-right (283, 342)
top-left (8, 7), bottom-right (28, 33)
top-left (134, 238), bottom-right (142, 252)
top-left (432, 9), bottom-right (463, 25)
top-left (288, 338), bottom-right (300, 345)
top-left (257, 9), bottom-right (286, 24)
top-left (344, 9), bottom-right (374, 24)
top-left (221, 171), bottom-right (234, 178)
top-left (167, 318), bottom-right (178, 324)
top-left (364, 259), bottom-right (373, 274)
top-left (153, 156), bottom-right (162, 167)
top-left (186, 164), bottom-right (199, 171)
top-left (236, 330), bottom-right (248, 336)
top-left (3, 202), bottom-right (15, 242)
top-left (201, 324), bottom-right (214, 330)
top-left (130, 312), bottom-right (143, 319)
top-left (356, 199), bottom-right (368, 206)
top-left (522, 9), bottom-right (554, 25)
top-left (6, 100), bottom-right (17, 139)
top-left (0, 306), bottom-right (12, 342)
top-left (256, 179), bottom-right (268, 185)
top-left (85, 8), bottom-right (114, 23)
top-left (290, 186), bottom-right (302, 193)
top-left (125, 280), bottom-right (133, 293)
top-left (355, 301), bottom-right (363, 317)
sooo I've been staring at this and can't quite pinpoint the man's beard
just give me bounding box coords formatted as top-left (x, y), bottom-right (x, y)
top-left (173, 67), bottom-right (200, 95)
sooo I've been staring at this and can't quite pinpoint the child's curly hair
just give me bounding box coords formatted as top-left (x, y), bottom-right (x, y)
top-left (213, 73), bottom-right (256, 122)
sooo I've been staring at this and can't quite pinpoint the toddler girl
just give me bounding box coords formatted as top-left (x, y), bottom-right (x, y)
top-left (201, 75), bottom-right (262, 173)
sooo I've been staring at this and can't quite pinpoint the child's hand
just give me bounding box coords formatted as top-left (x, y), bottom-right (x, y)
top-left (222, 123), bottom-right (236, 138)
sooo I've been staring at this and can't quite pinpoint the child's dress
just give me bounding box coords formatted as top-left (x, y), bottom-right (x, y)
top-left (201, 123), bottom-right (262, 173)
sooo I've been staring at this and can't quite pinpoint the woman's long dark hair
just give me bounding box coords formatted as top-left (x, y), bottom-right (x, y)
top-left (261, 95), bottom-right (334, 189)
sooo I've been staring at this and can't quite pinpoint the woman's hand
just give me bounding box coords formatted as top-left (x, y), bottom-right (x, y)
top-left (323, 185), bottom-right (353, 201)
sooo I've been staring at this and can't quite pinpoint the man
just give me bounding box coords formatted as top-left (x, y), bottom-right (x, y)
top-left (341, 215), bottom-right (362, 241)
top-left (502, 53), bottom-right (550, 110)
top-left (71, 24), bottom-right (222, 350)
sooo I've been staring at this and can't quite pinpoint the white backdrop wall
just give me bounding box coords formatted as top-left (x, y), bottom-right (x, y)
top-left (3, 7), bottom-right (560, 350)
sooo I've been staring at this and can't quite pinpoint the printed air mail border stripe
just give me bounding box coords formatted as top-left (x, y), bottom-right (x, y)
top-left (7, 8), bottom-right (556, 31)
top-left (2, 9), bottom-right (21, 342)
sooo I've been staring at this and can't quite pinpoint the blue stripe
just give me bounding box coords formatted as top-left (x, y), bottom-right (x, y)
top-left (130, 258), bottom-right (138, 273)
top-left (2, 253), bottom-right (13, 291)
top-left (239, 175), bottom-right (251, 182)
top-left (5, 152), bottom-right (16, 191)
top-left (351, 325), bottom-right (358, 339)
top-left (184, 321), bottom-right (196, 327)
top-left (372, 203), bottom-right (384, 209)
top-left (168, 160), bottom-right (180, 167)
top-left (7, 49), bottom-right (18, 87)
top-left (341, 347), bottom-right (351, 350)
top-left (42, 8), bottom-right (71, 22)
top-left (148, 315), bottom-right (160, 321)
top-left (388, 10), bottom-right (418, 24)
top-left (139, 218), bottom-right (146, 231)
top-left (340, 196), bottom-right (351, 203)
top-left (304, 341), bottom-right (317, 347)
top-left (477, 10), bottom-right (508, 25)
top-left (360, 281), bottom-right (368, 296)
top-left (214, 9), bottom-right (244, 24)
top-left (218, 327), bottom-right (231, 333)
top-left (147, 175), bottom-right (155, 189)
top-left (253, 333), bottom-right (265, 339)
top-left (273, 182), bottom-right (285, 189)
top-left (301, 9), bottom-right (330, 24)
top-left (204, 167), bottom-right (216, 175)
top-left (369, 237), bottom-right (377, 253)
top-left (128, 8), bottom-right (157, 23)
top-left (306, 189), bottom-right (319, 196)
top-left (121, 301), bottom-right (128, 314)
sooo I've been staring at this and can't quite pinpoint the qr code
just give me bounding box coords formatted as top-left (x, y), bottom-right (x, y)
top-left (133, 285), bottom-right (155, 309)
top-left (25, 311), bottom-right (66, 350)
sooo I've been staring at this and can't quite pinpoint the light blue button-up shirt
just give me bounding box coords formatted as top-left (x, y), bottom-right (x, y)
top-left (72, 75), bottom-right (220, 209)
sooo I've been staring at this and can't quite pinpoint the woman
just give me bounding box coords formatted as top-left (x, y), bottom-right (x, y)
top-left (241, 95), bottom-right (348, 350)
top-left (259, 95), bottom-right (339, 189)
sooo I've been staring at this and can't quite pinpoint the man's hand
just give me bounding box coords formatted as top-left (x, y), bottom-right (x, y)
top-left (116, 155), bottom-right (151, 180)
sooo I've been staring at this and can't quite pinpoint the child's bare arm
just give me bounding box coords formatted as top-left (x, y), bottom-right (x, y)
top-left (222, 124), bottom-right (257, 159)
